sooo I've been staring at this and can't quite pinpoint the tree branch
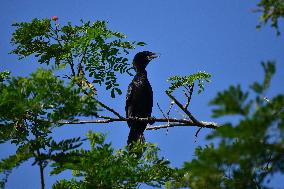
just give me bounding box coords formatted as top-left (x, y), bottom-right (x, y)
top-left (60, 117), bottom-right (219, 129)
top-left (146, 123), bottom-right (188, 130)
top-left (166, 91), bottom-right (199, 123)
top-left (184, 83), bottom-right (194, 110)
top-left (96, 99), bottom-right (123, 119)
top-left (64, 49), bottom-right (122, 118)
top-left (35, 149), bottom-right (45, 189)
top-left (49, 25), bottom-right (76, 76)
top-left (78, 78), bottom-right (122, 118)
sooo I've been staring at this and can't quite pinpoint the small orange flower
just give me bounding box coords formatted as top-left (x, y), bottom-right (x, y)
top-left (51, 16), bottom-right (58, 21)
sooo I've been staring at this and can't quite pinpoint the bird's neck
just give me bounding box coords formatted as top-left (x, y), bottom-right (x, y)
top-left (136, 69), bottom-right (147, 76)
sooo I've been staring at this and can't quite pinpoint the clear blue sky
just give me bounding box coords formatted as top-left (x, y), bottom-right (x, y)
top-left (1, 1), bottom-right (283, 188)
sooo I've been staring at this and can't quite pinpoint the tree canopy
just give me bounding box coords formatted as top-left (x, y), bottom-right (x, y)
top-left (1, 1), bottom-right (284, 188)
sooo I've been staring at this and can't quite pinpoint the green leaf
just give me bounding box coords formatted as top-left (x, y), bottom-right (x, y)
top-left (137, 41), bottom-right (147, 46)
top-left (115, 88), bottom-right (122, 95)
top-left (167, 71), bottom-right (211, 94)
top-left (111, 88), bottom-right (115, 98)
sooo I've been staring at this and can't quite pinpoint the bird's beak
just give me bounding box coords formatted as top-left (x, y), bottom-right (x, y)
top-left (148, 52), bottom-right (160, 60)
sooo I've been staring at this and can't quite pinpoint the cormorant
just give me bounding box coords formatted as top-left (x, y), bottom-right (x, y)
top-left (126, 51), bottom-right (158, 146)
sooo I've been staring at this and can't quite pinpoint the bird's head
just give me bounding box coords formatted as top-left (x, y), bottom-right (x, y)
top-left (133, 51), bottom-right (159, 72)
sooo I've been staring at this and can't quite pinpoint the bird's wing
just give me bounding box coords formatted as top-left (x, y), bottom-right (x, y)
top-left (142, 82), bottom-right (153, 117)
top-left (147, 86), bottom-right (153, 117)
top-left (125, 81), bottom-right (135, 118)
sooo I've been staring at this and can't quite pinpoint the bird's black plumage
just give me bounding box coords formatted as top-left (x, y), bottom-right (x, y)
top-left (126, 51), bottom-right (158, 146)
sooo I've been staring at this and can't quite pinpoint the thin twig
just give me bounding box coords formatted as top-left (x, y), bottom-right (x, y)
top-left (167, 101), bottom-right (175, 117)
top-left (75, 70), bottom-right (122, 118)
top-left (195, 127), bottom-right (202, 138)
top-left (63, 74), bottom-right (71, 79)
top-left (77, 45), bottom-right (89, 76)
top-left (166, 91), bottom-right (199, 123)
top-left (97, 115), bottom-right (113, 119)
top-left (96, 100), bottom-right (123, 119)
top-left (50, 25), bottom-right (76, 76)
top-left (184, 91), bottom-right (190, 110)
top-left (182, 85), bottom-right (191, 109)
top-left (36, 149), bottom-right (45, 189)
top-left (74, 72), bottom-right (121, 118)
top-left (157, 102), bottom-right (167, 118)
top-left (174, 108), bottom-right (188, 119)
top-left (184, 83), bottom-right (194, 109)
top-left (78, 79), bottom-right (120, 118)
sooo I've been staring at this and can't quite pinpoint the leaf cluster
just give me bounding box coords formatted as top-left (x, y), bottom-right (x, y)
top-left (51, 131), bottom-right (174, 189)
top-left (167, 71), bottom-right (211, 94)
top-left (210, 61), bottom-right (276, 118)
top-left (256, 0), bottom-right (284, 35)
top-left (0, 71), bottom-right (10, 82)
top-left (10, 18), bottom-right (146, 97)
top-left (0, 68), bottom-right (98, 188)
top-left (210, 85), bottom-right (253, 117)
top-left (0, 68), bottom-right (98, 142)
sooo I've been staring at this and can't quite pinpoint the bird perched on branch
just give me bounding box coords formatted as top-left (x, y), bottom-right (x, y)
top-left (126, 51), bottom-right (159, 147)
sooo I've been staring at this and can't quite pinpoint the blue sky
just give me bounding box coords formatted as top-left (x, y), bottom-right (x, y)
top-left (1, 0), bottom-right (284, 188)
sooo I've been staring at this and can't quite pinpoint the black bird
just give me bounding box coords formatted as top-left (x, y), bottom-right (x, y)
top-left (126, 51), bottom-right (158, 146)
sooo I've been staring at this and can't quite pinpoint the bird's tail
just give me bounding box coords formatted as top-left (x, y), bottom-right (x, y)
top-left (127, 123), bottom-right (146, 147)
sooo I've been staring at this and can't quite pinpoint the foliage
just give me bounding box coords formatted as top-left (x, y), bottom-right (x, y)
top-left (166, 62), bottom-right (284, 189)
top-left (2, 17), bottom-right (174, 189)
top-left (0, 71), bottom-right (10, 82)
top-left (210, 61), bottom-right (275, 118)
top-left (210, 85), bottom-right (253, 118)
top-left (167, 72), bottom-right (211, 94)
top-left (256, 0), bottom-right (284, 35)
top-left (2, 0), bottom-right (284, 187)
top-left (0, 68), bottom-right (98, 142)
top-left (251, 61), bottom-right (276, 95)
top-left (51, 131), bottom-right (174, 189)
top-left (10, 18), bottom-right (145, 98)
top-left (0, 68), bottom-right (97, 188)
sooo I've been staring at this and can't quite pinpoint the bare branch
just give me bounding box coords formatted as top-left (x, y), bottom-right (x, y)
top-left (189, 83), bottom-right (194, 100)
top-left (73, 70), bottom-right (123, 119)
top-left (167, 101), bottom-right (175, 117)
top-left (157, 102), bottom-right (167, 118)
top-left (174, 108), bottom-right (188, 119)
top-left (69, 62), bottom-right (76, 78)
top-left (166, 91), bottom-right (199, 123)
top-left (60, 117), bottom-right (220, 129)
top-left (96, 100), bottom-right (124, 119)
top-left (97, 115), bottom-right (113, 119)
top-left (183, 91), bottom-right (190, 109)
top-left (184, 83), bottom-right (194, 109)
top-left (195, 127), bottom-right (202, 138)
top-left (63, 74), bottom-right (71, 79)
top-left (146, 123), bottom-right (187, 130)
